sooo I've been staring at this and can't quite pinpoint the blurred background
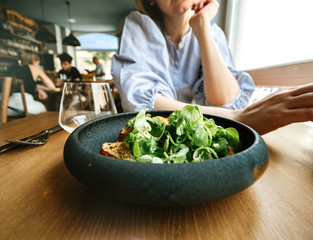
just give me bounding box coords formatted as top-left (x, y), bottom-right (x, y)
top-left (0, 0), bottom-right (312, 77)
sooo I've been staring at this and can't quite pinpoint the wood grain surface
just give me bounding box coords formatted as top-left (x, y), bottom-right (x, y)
top-left (246, 61), bottom-right (313, 87)
top-left (0, 113), bottom-right (312, 240)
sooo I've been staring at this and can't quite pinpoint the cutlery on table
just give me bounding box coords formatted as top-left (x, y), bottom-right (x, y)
top-left (0, 124), bottom-right (63, 154)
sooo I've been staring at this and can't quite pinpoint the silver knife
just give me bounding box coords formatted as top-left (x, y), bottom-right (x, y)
top-left (0, 124), bottom-right (62, 154)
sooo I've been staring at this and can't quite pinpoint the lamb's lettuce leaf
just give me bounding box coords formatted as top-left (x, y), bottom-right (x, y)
top-left (125, 105), bottom-right (241, 163)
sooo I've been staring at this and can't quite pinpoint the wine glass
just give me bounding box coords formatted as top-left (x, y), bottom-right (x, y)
top-left (58, 81), bottom-right (117, 133)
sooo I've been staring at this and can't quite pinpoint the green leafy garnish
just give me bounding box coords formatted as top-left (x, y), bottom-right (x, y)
top-left (125, 105), bottom-right (241, 163)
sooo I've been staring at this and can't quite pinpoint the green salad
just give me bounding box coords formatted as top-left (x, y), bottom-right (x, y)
top-left (123, 105), bottom-right (241, 164)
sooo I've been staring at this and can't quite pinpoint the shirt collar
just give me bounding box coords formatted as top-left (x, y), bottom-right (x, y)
top-left (164, 28), bottom-right (192, 50)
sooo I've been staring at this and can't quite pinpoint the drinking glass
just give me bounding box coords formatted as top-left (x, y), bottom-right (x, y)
top-left (59, 81), bottom-right (117, 133)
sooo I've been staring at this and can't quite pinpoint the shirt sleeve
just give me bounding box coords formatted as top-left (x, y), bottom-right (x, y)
top-left (192, 24), bottom-right (255, 110)
top-left (111, 11), bottom-right (176, 112)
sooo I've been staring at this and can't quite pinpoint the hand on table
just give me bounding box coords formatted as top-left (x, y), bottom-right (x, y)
top-left (236, 83), bottom-right (313, 135)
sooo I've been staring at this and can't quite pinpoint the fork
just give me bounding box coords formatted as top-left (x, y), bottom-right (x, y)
top-left (5, 124), bottom-right (63, 145)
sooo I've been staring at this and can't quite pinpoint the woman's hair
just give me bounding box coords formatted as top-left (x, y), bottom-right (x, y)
top-left (134, 0), bottom-right (163, 27)
top-left (20, 51), bottom-right (40, 65)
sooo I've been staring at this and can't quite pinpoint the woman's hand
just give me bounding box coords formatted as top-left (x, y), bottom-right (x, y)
top-left (189, 0), bottom-right (219, 36)
top-left (37, 88), bottom-right (48, 100)
top-left (236, 83), bottom-right (313, 135)
top-left (191, 0), bottom-right (219, 16)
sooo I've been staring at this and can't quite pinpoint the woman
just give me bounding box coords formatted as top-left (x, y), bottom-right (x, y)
top-left (113, 0), bottom-right (254, 111)
top-left (5, 51), bottom-right (57, 116)
top-left (112, 0), bottom-right (313, 135)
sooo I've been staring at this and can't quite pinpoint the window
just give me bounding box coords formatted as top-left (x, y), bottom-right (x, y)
top-left (229, 0), bottom-right (313, 70)
top-left (75, 33), bottom-right (118, 79)
top-left (77, 33), bottom-right (118, 50)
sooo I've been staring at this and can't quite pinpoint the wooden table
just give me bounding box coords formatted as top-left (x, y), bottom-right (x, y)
top-left (0, 112), bottom-right (312, 240)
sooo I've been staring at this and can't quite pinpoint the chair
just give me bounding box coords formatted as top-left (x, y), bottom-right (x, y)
top-left (0, 77), bottom-right (28, 124)
top-left (81, 74), bottom-right (95, 81)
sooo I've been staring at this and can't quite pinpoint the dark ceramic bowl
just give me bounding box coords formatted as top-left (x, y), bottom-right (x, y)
top-left (64, 111), bottom-right (269, 206)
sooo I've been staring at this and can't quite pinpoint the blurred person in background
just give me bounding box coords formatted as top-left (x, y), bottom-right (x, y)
top-left (4, 51), bottom-right (57, 116)
top-left (85, 56), bottom-right (106, 80)
top-left (58, 52), bottom-right (82, 81)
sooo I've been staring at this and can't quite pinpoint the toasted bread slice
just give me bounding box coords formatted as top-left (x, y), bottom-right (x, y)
top-left (101, 142), bottom-right (134, 160)
top-left (117, 127), bottom-right (134, 141)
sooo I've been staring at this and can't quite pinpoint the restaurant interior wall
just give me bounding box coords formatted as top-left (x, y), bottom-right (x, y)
top-left (0, 4), bottom-right (43, 76)
top-left (0, 3), bottom-right (79, 76)
top-left (31, 22), bottom-right (78, 72)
